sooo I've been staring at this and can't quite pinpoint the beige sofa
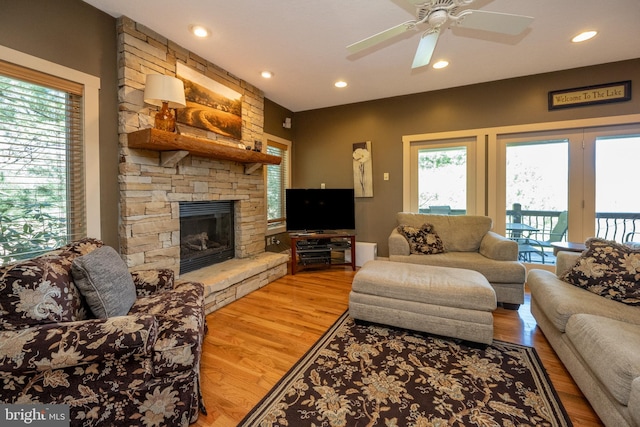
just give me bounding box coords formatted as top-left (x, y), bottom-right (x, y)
top-left (528, 251), bottom-right (640, 427)
top-left (388, 213), bottom-right (526, 308)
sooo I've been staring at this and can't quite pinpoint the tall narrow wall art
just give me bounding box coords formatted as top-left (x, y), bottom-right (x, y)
top-left (353, 141), bottom-right (373, 197)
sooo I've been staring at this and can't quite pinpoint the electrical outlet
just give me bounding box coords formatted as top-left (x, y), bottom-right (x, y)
top-left (383, 172), bottom-right (389, 181)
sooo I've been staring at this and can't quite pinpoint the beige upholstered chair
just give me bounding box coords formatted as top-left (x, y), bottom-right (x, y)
top-left (389, 213), bottom-right (526, 308)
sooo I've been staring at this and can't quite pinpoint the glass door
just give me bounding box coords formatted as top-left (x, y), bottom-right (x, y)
top-left (495, 124), bottom-right (640, 266)
top-left (584, 126), bottom-right (640, 243)
top-left (494, 129), bottom-right (583, 267)
top-left (505, 140), bottom-right (569, 264)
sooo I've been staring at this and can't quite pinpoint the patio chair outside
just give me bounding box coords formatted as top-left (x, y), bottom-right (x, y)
top-left (525, 211), bottom-right (568, 263)
top-left (625, 231), bottom-right (640, 249)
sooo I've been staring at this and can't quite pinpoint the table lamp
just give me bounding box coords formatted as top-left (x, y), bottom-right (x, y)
top-left (143, 74), bottom-right (187, 132)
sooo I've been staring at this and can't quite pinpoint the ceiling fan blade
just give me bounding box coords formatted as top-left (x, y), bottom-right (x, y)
top-left (456, 10), bottom-right (533, 35)
top-left (347, 21), bottom-right (414, 54)
top-left (411, 29), bottom-right (439, 69)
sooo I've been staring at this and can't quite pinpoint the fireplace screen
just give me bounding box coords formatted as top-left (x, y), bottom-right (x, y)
top-left (179, 201), bottom-right (234, 274)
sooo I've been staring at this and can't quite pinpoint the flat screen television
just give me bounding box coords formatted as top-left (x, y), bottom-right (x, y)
top-left (285, 188), bottom-right (356, 233)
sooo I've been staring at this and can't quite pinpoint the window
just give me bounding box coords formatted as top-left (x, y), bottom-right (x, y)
top-left (265, 135), bottom-right (291, 231)
top-left (0, 48), bottom-right (100, 265)
top-left (404, 117), bottom-right (640, 269)
top-left (416, 146), bottom-right (467, 214)
top-left (403, 132), bottom-right (484, 214)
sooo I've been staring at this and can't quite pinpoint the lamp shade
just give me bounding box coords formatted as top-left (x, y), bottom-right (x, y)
top-left (143, 74), bottom-right (186, 108)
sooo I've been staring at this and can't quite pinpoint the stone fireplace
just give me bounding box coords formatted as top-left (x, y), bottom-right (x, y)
top-left (179, 201), bottom-right (234, 274)
top-left (116, 16), bottom-right (288, 314)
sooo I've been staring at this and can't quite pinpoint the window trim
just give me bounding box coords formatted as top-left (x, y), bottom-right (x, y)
top-left (402, 130), bottom-right (486, 215)
top-left (0, 45), bottom-right (101, 239)
top-left (263, 133), bottom-right (291, 236)
top-left (402, 114), bottom-right (640, 272)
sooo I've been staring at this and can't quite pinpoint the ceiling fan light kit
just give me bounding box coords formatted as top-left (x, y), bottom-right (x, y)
top-left (347, 0), bottom-right (533, 69)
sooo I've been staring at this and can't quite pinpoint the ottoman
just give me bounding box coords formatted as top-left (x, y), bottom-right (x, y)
top-left (349, 260), bottom-right (497, 344)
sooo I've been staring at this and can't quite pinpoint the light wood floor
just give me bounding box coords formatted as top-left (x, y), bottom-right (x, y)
top-left (195, 267), bottom-right (604, 427)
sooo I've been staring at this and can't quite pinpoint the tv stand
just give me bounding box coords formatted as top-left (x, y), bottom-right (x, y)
top-left (290, 232), bottom-right (356, 275)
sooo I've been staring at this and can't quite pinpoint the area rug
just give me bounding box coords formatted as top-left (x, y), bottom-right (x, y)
top-left (239, 311), bottom-right (572, 427)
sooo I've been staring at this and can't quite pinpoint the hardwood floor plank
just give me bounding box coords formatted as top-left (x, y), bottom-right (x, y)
top-left (194, 267), bottom-right (603, 426)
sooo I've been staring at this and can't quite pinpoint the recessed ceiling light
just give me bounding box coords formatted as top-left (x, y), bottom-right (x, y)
top-left (572, 30), bottom-right (597, 43)
top-left (190, 25), bottom-right (210, 38)
top-left (335, 80), bottom-right (348, 88)
top-left (261, 71), bottom-right (273, 79)
top-left (433, 60), bottom-right (449, 69)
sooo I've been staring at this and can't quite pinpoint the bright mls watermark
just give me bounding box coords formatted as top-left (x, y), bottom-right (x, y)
top-left (1, 405), bottom-right (69, 426)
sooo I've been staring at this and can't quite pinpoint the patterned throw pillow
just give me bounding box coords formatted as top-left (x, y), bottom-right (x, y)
top-left (561, 237), bottom-right (640, 306)
top-left (0, 255), bottom-right (81, 330)
top-left (0, 238), bottom-right (103, 330)
top-left (397, 223), bottom-right (445, 255)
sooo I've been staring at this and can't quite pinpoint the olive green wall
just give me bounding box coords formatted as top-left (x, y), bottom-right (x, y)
top-left (2, 1), bottom-right (638, 259)
top-left (293, 59), bottom-right (640, 256)
top-left (264, 98), bottom-right (294, 141)
top-left (0, 0), bottom-right (119, 248)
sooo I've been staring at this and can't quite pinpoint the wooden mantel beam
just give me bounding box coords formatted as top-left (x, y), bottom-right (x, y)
top-left (127, 128), bottom-right (281, 168)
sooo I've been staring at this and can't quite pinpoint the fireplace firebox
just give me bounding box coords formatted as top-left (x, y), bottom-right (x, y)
top-left (179, 201), bottom-right (234, 274)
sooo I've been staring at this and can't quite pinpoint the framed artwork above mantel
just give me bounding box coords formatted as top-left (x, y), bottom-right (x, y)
top-left (176, 62), bottom-right (243, 140)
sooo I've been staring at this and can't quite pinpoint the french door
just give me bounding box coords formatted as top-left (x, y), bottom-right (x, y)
top-left (494, 123), bottom-right (640, 266)
top-left (583, 124), bottom-right (640, 242)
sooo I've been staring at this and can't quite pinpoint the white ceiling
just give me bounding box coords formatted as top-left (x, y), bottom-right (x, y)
top-left (83, 0), bottom-right (640, 112)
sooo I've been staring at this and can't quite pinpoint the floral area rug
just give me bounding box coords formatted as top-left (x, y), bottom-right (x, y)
top-left (239, 311), bottom-right (572, 427)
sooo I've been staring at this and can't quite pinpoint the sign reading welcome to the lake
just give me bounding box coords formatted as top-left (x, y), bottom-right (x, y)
top-left (177, 62), bottom-right (243, 140)
top-left (548, 81), bottom-right (631, 110)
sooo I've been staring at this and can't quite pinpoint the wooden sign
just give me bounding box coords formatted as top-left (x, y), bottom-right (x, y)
top-left (548, 81), bottom-right (631, 110)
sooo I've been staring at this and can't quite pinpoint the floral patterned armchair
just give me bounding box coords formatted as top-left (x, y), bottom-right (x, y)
top-left (0, 238), bottom-right (206, 426)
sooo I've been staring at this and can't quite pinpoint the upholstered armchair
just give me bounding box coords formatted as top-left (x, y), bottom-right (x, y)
top-left (0, 238), bottom-right (206, 426)
top-left (389, 213), bottom-right (526, 308)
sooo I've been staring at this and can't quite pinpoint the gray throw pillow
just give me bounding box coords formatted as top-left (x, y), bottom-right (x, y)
top-left (71, 246), bottom-right (137, 318)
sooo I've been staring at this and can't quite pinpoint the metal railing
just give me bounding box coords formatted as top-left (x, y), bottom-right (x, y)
top-left (595, 212), bottom-right (640, 242)
top-left (507, 205), bottom-right (640, 244)
top-left (506, 206), bottom-right (564, 243)
top-left (418, 204), bottom-right (640, 244)
top-left (506, 205), bottom-right (640, 264)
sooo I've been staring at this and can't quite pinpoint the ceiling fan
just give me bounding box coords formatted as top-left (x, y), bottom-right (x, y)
top-left (347, 0), bottom-right (533, 69)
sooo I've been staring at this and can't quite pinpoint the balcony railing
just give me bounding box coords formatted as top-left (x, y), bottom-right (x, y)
top-left (418, 205), bottom-right (640, 246)
top-left (594, 212), bottom-right (640, 242)
top-left (506, 205), bottom-right (640, 264)
top-left (506, 208), bottom-right (565, 243)
top-left (507, 207), bottom-right (640, 244)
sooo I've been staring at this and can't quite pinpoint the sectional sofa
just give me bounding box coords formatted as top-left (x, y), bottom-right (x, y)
top-left (528, 246), bottom-right (640, 427)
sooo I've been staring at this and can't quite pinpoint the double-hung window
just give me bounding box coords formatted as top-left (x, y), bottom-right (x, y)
top-left (265, 135), bottom-right (291, 231)
top-left (0, 52), bottom-right (98, 265)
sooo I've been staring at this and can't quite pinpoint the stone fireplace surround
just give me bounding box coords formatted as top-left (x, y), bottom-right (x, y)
top-left (117, 17), bottom-right (287, 314)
